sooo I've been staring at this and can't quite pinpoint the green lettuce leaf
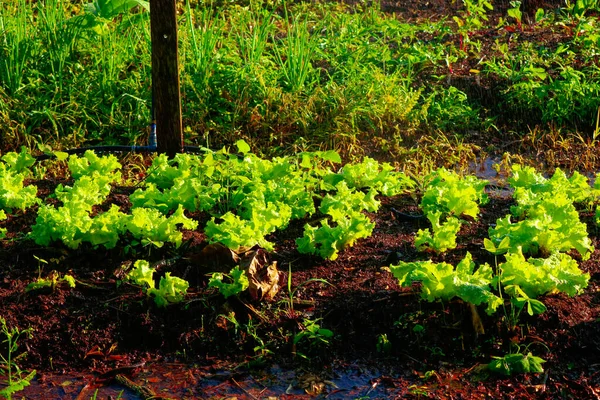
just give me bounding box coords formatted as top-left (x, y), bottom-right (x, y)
top-left (499, 249), bottom-right (590, 298)
top-left (127, 260), bottom-right (155, 289)
top-left (149, 272), bottom-right (189, 307)
top-left (390, 252), bottom-right (502, 315)
top-left (415, 213), bottom-right (462, 253)
top-left (208, 266), bottom-right (249, 298)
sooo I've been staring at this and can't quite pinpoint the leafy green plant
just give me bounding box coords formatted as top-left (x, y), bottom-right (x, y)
top-left (336, 157), bottom-right (414, 196)
top-left (0, 210), bottom-right (6, 239)
top-left (126, 260), bottom-right (189, 307)
top-left (566, 0), bottom-right (599, 19)
top-left (376, 333), bottom-right (392, 353)
top-left (25, 271), bottom-right (76, 293)
top-left (0, 149), bottom-right (38, 213)
top-left (204, 202), bottom-right (292, 252)
top-left (420, 168), bottom-right (488, 218)
top-left (296, 179), bottom-right (383, 260)
top-left (67, 150), bottom-right (121, 180)
top-left (487, 165), bottom-right (594, 259)
top-left (1, 148), bottom-right (35, 174)
top-left (148, 273), bottom-right (189, 308)
top-left (490, 59), bottom-right (600, 127)
top-left (28, 151), bottom-right (126, 248)
top-left (453, 0), bottom-right (493, 52)
top-left (31, 160), bottom-right (197, 250)
top-left (496, 249), bottom-right (589, 298)
top-left (504, 285), bottom-right (547, 317)
top-left (390, 252), bottom-right (503, 315)
top-left (423, 86), bottom-right (483, 132)
top-left (208, 266), bottom-right (250, 299)
top-left (31, 201), bottom-right (124, 249)
top-left (297, 211), bottom-right (375, 260)
top-left (414, 213), bottom-right (461, 253)
top-left (487, 349), bottom-right (546, 376)
top-left (293, 318), bottom-right (334, 359)
top-left (126, 205), bottom-right (198, 248)
top-left (29, 171), bottom-right (120, 249)
top-left (416, 168), bottom-right (488, 253)
top-left (0, 317), bottom-right (36, 400)
top-left (506, 1), bottom-right (523, 31)
top-left (488, 202), bottom-right (593, 259)
top-left (509, 165), bottom-right (594, 208)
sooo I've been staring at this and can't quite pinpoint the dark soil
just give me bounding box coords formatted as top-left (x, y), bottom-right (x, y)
top-left (1, 163), bottom-right (600, 399)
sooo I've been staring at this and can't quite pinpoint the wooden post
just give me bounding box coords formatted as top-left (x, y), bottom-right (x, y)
top-left (150, 0), bottom-right (183, 157)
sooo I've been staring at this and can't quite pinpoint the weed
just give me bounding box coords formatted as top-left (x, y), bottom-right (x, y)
top-left (274, 14), bottom-right (316, 93)
top-left (453, 0), bottom-right (493, 53)
top-left (376, 333), bottom-right (392, 353)
top-left (502, 1), bottom-right (524, 31)
top-left (0, 317), bottom-right (36, 400)
top-left (293, 318), bottom-right (333, 360)
top-left (487, 343), bottom-right (547, 376)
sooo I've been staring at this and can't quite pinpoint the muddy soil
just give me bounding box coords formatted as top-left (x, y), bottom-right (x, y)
top-left (1, 161), bottom-right (600, 399)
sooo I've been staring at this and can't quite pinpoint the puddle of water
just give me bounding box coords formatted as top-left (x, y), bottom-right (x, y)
top-left (17, 372), bottom-right (141, 399)
top-left (470, 157), bottom-right (502, 181)
top-left (17, 362), bottom-right (403, 399)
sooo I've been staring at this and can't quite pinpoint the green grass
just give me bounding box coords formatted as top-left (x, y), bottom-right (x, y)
top-left (1, 0), bottom-right (600, 162)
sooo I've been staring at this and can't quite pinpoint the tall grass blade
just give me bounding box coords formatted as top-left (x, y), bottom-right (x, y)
top-left (275, 17), bottom-right (316, 93)
top-left (0, 0), bottom-right (33, 95)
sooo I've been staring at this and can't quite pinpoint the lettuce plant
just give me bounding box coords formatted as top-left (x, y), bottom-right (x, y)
top-left (0, 210), bottom-right (6, 239)
top-left (1, 147), bottom-right (35, 174)
top-left (297, 212), bottom-right (375, 260)
top-left (416, 168), bottom-right (488, 253)
top-left (67, 150), bottom-right (121, 180)
top-left (208, 266), bottom-right (249, 298)
top-left (390, 252), bottom-right (503, 315)
top-left (497, 248), bottom-right (589, 298)
top-left (205, 201), bottom-right (292, 251)
top-left (0, 150), bottom-right (38, 212)
top-left (414, 213), bottom-right (461, 253)
top-left (126, 260), bottom-right (189, 307)
top-left (126, 205), bottom-right (198, 248)
top-left (490, 167), bottom-right (594, 259)
top-left (337, 157), bottom-right (414, 196)
top-left (297, 181), bottom-right (378, 260)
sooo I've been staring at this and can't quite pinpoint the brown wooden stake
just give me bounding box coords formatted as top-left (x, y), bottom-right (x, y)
top-left (150, 0), bottom-right (183, 157)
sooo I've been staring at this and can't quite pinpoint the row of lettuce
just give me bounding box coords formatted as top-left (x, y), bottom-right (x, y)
top-left (0, 143), bottom-right (412, 257)
top-left (0, 146), bottom-right (598, 317)
top-left (393, 165), bottom-right (595, 320)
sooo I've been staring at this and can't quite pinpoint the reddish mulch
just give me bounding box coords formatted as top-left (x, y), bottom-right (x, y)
top-left (1, 169), bottom-right (600, 399)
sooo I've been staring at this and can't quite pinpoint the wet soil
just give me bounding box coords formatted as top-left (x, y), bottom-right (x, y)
top-left (1, 162), bottom-right (600, 399)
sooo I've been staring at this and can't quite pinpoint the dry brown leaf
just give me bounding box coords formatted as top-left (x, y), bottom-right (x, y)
top-left (240, 249), bottom-right (280, 301)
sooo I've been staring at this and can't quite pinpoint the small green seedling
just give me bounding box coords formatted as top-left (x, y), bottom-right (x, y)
top-left (487, 352), bottom-right (545, 376)
top-left (293, 318), bottom-right (334, 359)
top-left (376, 334), bottom-right (392, 353)
top-left (25, 271), bottom-right (76, 293)
top-left (208, 266), bottom-right (249, 298)
top-left (0, 317), bottom-right (36, 400)
top-left (126, 260), bottom-right (189, 307)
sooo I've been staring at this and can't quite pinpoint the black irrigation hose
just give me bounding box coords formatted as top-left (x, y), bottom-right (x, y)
top-left (34, 145), bottom-right (156, 161)
top-left (33, 144), bottom-right (211, 161)
top-left (32, 61), bottom-right (215, 162)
